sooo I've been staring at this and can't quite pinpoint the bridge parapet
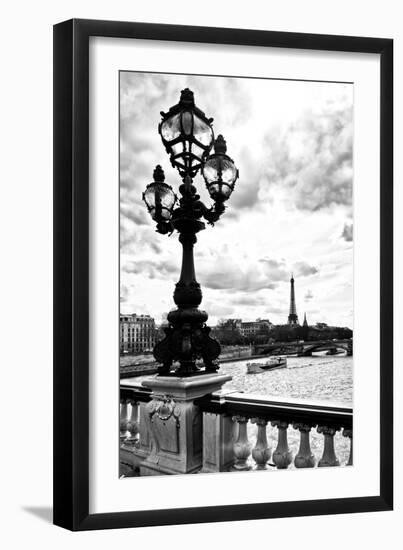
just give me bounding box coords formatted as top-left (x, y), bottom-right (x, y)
top-left (119, 382), bottom-right (353, 475)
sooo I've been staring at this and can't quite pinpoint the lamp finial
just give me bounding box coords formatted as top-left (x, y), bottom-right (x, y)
top-left (153, 165), bottom-right (165, 182)
top-left (214, 134), bottom-right (227, 154)
top-left (180, 88), bottom-right (195, 106)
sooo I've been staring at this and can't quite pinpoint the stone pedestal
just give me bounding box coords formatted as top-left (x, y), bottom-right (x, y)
top-left (139, 373), bottom-right (231, 476)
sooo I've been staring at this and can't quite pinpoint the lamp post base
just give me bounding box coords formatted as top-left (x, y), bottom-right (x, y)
top-left (153, 305), bottom-right (221, 376)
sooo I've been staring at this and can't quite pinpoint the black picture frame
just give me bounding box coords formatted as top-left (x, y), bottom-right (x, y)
top-left (53, 18), bottom-right (393, 531)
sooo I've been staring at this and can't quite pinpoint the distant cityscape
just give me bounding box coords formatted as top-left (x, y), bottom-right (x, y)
top-left (120, 275), bottom-right (352, 355)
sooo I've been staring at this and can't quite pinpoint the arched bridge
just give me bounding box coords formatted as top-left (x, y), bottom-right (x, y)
top-left (253, 339), bottom-right (353, 357)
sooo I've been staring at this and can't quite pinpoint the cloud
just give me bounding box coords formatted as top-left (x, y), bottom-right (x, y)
top-left (120, 222), bottom-right (166, 255)
top-left (120, 204), bottom-right (150, 227)
top-left (232, 294), bottom-right (268, 306)
top-left (203, 302), bottom-right (236, 318)
top-left (229, 146), bottom-right (261, 211)
top-left (120, 285), bottom-right (129, 303)
top-left (123, 258), bottom-right (179, 279)
top-left (293, 261), bottom-right (318, 277)
top-left (196, 249), bottom-right (276, 292)
top-left (200, 254), bottom-right (318, 293)
top-left (341, 223), bottom-right (353, 242)
top-left (202, 267), bottom-right (276, 292)
top-left (259, 258), bottom-right (289, 282)
top-left (263, 98), bottom-right (353, 212)
top-left (259, 258), bottom-right (318, 281)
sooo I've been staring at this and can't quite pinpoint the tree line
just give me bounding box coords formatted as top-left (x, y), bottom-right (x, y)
top-left (211, 323), bottom-right (353, 346)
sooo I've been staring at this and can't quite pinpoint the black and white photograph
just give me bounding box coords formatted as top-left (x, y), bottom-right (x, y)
top-left (0, 1), bottom-right (397, 542)
top-left (119, 71), bottom-right (354, 477)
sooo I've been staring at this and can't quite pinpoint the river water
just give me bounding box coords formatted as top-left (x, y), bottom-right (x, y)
top-left (220, 355), bottom-right (353, 406)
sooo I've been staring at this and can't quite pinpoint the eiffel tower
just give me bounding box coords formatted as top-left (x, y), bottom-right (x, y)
top-left (287, 274), bottom-right (299, 325)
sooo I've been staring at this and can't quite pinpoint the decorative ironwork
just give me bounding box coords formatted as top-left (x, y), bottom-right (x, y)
top-left (158, 88), bottom-right (214, 178)
top-left (202, 134), bottom-right (239, 203)
top-left (142, 165), bottom-right (177, 225)
top-left (142, 89), bottom-right (239, 376)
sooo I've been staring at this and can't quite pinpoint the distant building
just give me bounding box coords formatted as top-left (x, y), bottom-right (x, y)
top-left (239, 318), bottom-right (273, 338)
top-left (303, 312), bottom-right (308, 327)
top-left (212, 318), bottom-right (273, 345)
top-left (287, 274), bottom-right (299, 325)
top-left (215, 319), bottom-right (242, 332)
top-left (120, 314), bottom-right (156, 354)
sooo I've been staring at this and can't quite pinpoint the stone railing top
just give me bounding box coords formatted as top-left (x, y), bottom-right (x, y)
top-left (195, 391), bottom-right (352, 430)
top-left (120, 382), bottom-right (352, 429)
top-left (120, 382), bottom-right (152, 403)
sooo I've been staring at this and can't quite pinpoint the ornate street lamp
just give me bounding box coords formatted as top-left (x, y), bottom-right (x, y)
top-left (142, 165), bottom-right (177, 233)
top-left (202, 134), bottom-right (239, 202)
top-left (142, 88), bottom-right (239, 376)
top-left (159, 88), bottom-right (214, 178)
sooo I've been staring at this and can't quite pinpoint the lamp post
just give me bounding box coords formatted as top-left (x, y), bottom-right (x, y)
top-left (142, 88), bottom-right (239, 376)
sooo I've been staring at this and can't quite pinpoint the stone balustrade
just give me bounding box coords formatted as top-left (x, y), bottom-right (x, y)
top-left (119, 385), bottom-right (152, 477)
top-left (120, 382), bottom-right (352, 476)
top-left (197, 392), bottom-right (352, 472)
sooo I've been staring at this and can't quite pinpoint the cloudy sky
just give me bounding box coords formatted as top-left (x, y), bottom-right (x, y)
top-left (120, 71), bottom-right (353, 328)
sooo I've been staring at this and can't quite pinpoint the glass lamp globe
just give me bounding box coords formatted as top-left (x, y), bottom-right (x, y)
top-left (202, 135), bottom-right (239, 202)
top-left (142, 165), bottom-right (176, 221)
top-left (159, 88), bottom-right (214, 178)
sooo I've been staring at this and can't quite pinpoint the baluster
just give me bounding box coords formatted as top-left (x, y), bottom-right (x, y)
top-left (232, 416), bottom-right (252, 470)
top-left (251, 418), bottom-right (271, 470)
top-left (271, 421), bottom-right (293, 469)
top-left (293, 423), bottom-right (315, 468)
top-left (343, 428), bottom-right (353, 466)
top-left (125, 400), bottom-right (140, 446)
top-left (120, 398), bottom-right (129, 443)
top-left (317, 426), bottom-right (340, 467)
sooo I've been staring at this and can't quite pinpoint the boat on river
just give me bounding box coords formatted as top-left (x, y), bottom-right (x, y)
top-left (246, 356), bottom-right (287, 374)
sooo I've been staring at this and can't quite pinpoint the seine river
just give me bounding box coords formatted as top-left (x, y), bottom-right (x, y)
top-left (135, 354), bottom-right (353, 466)
top-left (220, 354), bottom-right (353, 405)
